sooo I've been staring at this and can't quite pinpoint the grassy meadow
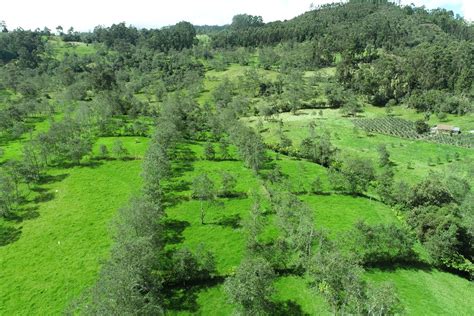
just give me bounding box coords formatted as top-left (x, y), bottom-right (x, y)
top-left (1, 59), bottom-right (473, 315)
top-left (0, 135), bottom-right (148, 314)
top-left (246, 107), bottom-right (474, 185)
top-left (159, 142), bottom-right (473, 314)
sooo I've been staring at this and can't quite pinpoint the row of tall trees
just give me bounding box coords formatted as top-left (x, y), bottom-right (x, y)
top-left (211, 2), bottom-right (472, 50)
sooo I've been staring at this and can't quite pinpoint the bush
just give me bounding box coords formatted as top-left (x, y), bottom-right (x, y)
top-left (345, 221), bottom-right (417, 266)
top-left (415, 120), bottom-right (430, 134)
top-left (170, 246), bottom-right (216, 285)
top-left (112, 140), bottom-right (129, 160)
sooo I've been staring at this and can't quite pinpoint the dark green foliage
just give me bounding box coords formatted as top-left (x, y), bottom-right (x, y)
top-left (218, 138), bottom-right (231, 160)
top-left (219, 172), bottom-right (237, 197)
top-left (20, 144), bottom-right (43, 183)
top-left (224, 257), bottom-right (275, 315)
top-left (311, 176), bottom-right (323, 194)
top-left (272, 191), bottom-right (316, 268)
top-left (376, 166), bottom-right (395, 204)
top-left (212, 77), bottom-right (234, 108)
top-left (0, 171), bottom-right (16, 218)
top-left (231, 14), bottom-right (264, 31)
top-left (299, 131), bottom-right (336, 167)
top-left (112, 140), bottom-right (129, 160)
top-left (408, 205), bottom-right (462, 264)
top-left (415, 120), bottom-right (430, 134)
top-left (81, 197), bottom-right (165, 314)
top-left (365, 282), bottom-right (403, 316)
top-left (170, 245), bottom-right (216, 286)
top-left (340, 96), bottom-right (363, 117)
top-left (345, 221), bottom-right (417, 266)
top-left (377, 144), bottom-right (390, 167)
top-left (228, 124), bottom-right (267, 172)
top-left (142, 138), bottom-right (171, 201)
top-left (325, 84), bottom-right (347, 108)
top-left (141, 21), bottom-right (197, 52)
top-left (308, 238), bottom-right (403, 315)
top-left (404, 173), bottom-right (473, 276)
top-left (244, 194), bottom-right (265, 255)
top-left (36, 118), bottom-right (93, 165)
top-left (308, 243), bottom-right (367, 314)
top-left (0, 29), bottom-right (45, 67)
top-left (258, 47), bottom-right (280, 70)
top-left (408, 174), bottom-right (455, 208)
top-left (338, 156), bottom-right (376, 195)
top-left (99, 144), bottom-right (109, 158)
top-left (203, 141), bottom-right (215, 160)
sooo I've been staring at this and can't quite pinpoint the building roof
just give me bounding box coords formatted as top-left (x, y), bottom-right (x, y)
top-left (436, 124), bottom-right (456, 131)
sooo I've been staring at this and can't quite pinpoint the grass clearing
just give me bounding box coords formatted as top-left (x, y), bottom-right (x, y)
top-left (368, 268), bottom-right (474, 315)
top-left (246, 108), bottom-right (474, 185)
top-left (0, 137), bottom-right (148, 315)
top-left (47, 38), bottom-right (98, 60)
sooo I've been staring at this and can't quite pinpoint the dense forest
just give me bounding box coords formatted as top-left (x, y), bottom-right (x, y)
top-left (0, 0), bottom-right (473, 315)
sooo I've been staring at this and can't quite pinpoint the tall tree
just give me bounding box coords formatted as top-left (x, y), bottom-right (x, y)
top-left (192, 173), bottom-right (216, 224)
top-left (224, 257), bottom-right (275, 315)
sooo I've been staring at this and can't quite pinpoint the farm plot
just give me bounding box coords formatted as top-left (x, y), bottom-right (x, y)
top-left (353, 117), bottom-right (474, 148)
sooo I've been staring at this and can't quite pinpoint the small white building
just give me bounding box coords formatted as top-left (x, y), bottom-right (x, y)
top-left (431, 124), bottom-right (461, 135)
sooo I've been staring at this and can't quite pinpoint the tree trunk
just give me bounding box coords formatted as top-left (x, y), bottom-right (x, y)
top-left (200, 200), bottom-right (205, 225)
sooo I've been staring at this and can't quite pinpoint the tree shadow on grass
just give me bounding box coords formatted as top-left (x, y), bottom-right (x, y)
top-left (0, 225), bottom-right (22, 246)
top-left (163, 219), bottom-right (190, 244)
top-left (172, 160), bottom-right (195, 178)
top-left (15, 206), bottom-right (40, 221)
top-left (165, 179), bottom-right (191, 193)
top-left (171, 145), bottom-right (197, 176)
top-left (271, 300), bottom-right (309, 316)
top-left (217, 192), bottom-right (248, 199)
top-left (162, 276), bottom-right (226, 313)
top-left (37, 173), bottom-right (69, 185)
top-left (162, 193), bottom-right (190, 209)
top-left (215, 213), bottom-right (242, 229)
top-left (33, 191), bottom-right (56, 203)
top-left (3, 205), bottom-right (40, 223)
top-left (367, 260), bottom-right (433, 273)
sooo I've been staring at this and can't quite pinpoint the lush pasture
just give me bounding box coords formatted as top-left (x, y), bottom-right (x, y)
top-left (368, 269), bottom-right (474, 315)
top-left (1, 60), bottom-right (473, 315)
top-left (47, 38), bottom-right (98, 60)
top-left (198, 63), bottom-right (279, 105)
top-left (246, 108), bottom-right (474, 185)
top-left (160, 143), bottom-right (474, 315)
top-left (2, 134), bottom-right (473, 314)
top-left (0, 137), bottom-right (147, 315)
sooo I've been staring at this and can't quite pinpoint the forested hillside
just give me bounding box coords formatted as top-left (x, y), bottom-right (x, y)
top-left (0, 0), bottom-right (473, 315)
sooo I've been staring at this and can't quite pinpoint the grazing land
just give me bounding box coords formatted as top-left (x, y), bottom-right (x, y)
top-left (0, 1), bottom-right (473, 315)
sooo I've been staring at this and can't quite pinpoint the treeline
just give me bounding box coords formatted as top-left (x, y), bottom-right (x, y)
top-left (0, 20), bottom-right (197, 67)
top-left (0, 29), bottom-right (46, 67)
top-left (207, 1), bottom-right (473, 114)
top-left (71, 93), bottom-right (212, 313)
top-left (93, 21), bottom-right (196, 52)
top-left (337, 41), bottom-right (473, 109)
top-left (266, 118), bottom-right (473, 278)
top-left (211, 2), bottom-right (473, 49)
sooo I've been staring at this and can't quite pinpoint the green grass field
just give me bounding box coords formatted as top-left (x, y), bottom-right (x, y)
top-left (246, 108), bottom-right (474, 185)
top-left (0, 137), bottom-right (148, 315)
top-left (160, 142), bottom-right (474, 314)
top-left (47, 38), bottom-right (98, 60)
top-left (1, 60), bottom-right (473, 315)
top-left (198, 63), bottom-right (279, 105)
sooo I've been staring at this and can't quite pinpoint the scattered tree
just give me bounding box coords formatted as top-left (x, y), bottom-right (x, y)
top-left (192, 174), bottom-right (216, 224)
top-left (224, 257), bottom-right (275, 315)
top-left (112, 140), bottom-right (129, 160)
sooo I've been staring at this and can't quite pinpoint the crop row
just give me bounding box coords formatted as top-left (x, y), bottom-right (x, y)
top-left (352, 117), bottom-right (473, 148)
